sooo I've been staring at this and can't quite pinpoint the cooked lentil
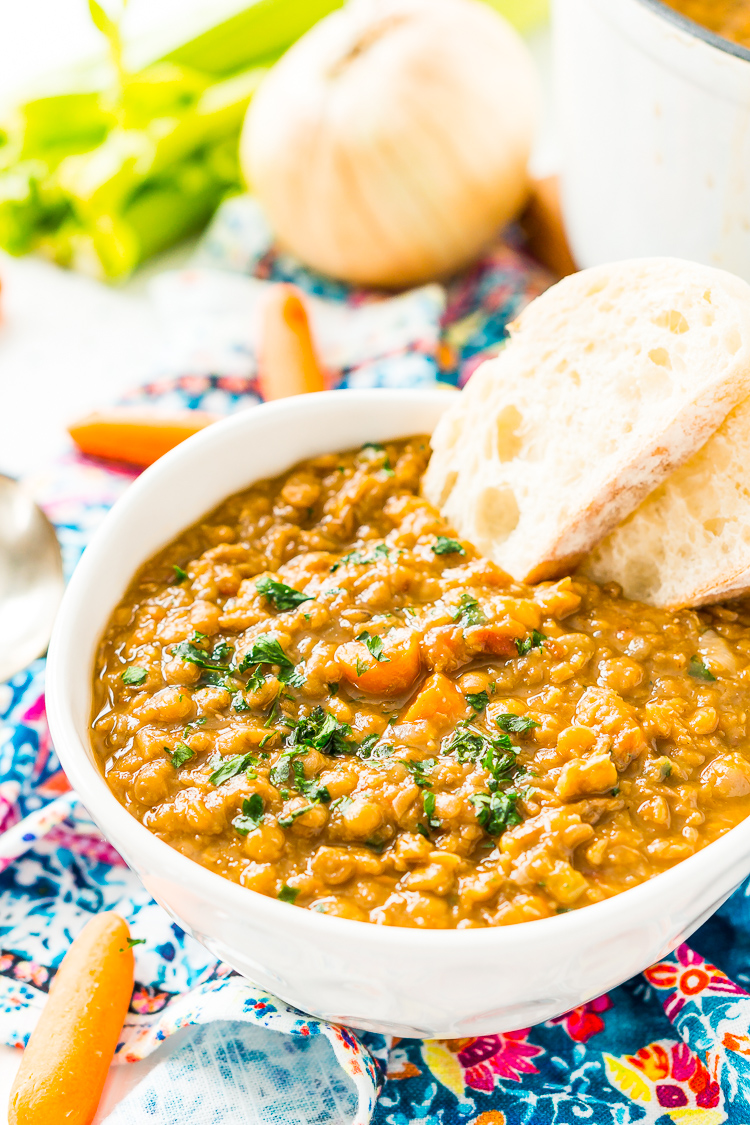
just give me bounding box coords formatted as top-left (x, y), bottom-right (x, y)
top-left (92, 438), bottom-right (750, 928)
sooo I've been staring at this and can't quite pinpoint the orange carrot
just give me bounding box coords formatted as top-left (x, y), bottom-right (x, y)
top-left (257, 283), bottom-right (326, 400)
top-left (403, 672), bottom-right (469, 726)
top-left (68, 408), bottom-right (219, 467)
top-left (336, 630), bottom-right (421, 696)
top-left (9, 913), bottom-right (134, 1125)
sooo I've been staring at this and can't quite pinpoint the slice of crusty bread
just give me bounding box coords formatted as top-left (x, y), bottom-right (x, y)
top-left (582, 396), bottom-right (750, 607)
top-left (423, 258), bottom-right (750, 584)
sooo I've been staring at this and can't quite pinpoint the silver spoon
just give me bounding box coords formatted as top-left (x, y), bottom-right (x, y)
top-left (0, 474), bottom-right (64, 682)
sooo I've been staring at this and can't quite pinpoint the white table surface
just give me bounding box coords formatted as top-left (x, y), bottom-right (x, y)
top-left (0, 7), bottom-right (556, 1120)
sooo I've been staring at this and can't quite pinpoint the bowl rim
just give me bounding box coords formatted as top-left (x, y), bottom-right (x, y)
top-left (635, 0), bottom-right (750, 64)
top-left (46, 387), bottom-right (750, 950)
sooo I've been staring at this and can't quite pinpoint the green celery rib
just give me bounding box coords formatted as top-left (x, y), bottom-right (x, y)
top-left (54, 65), bottom-right (266, 220)
top-left (120, 63), bottom-right (209, 128)
top-left (161, 0), bottom-right (344, 77)
top-left (18, 93), bottom-right (113, 159)
top-left (0, 160), bottom-right (70, 254)
top-left (86, 154), bottom-right (230, 277)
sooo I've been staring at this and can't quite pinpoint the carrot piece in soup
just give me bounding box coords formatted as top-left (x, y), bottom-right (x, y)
top-left (8, 912), bottom-right (134, 1125)
top-left (403, 672), bottom-right (469, 725)
top-left (336, 629), bottom-right (421, 696)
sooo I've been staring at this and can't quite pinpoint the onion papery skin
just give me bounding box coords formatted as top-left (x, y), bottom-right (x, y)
top-left (241, 0), bottom-right (540, 289)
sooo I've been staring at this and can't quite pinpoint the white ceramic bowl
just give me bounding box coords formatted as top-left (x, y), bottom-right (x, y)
top-left (554, 0), bottom-right (750, 283)
top-left (46, 388), bottom-right (750, 1037)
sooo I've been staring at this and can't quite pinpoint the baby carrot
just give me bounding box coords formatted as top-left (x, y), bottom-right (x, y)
top-left (9, 912), bottom-right (134, 1125)
top-left (257, 283), bottom-right (326, 400)
top-left (68, 408), bottom-right (219, 467)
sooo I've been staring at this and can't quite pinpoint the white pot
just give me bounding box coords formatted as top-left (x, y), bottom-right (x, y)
top-left (46, 389), bottom-right (750, 1036)
top-left (554, 0), bottom-right (750, 281)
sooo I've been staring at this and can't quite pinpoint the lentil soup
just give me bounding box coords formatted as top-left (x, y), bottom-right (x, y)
top-left (92, 438), bottom-right (750, 929)
top-left (662, 0), bottom-right (750, 49)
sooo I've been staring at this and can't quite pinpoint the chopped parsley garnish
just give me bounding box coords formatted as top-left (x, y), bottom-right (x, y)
top-left (482, 739), bottom-right (518, 783)
top-left (688, 655), bottom-right (716, 681)
top-left (441, 723), bottom-right (489, 764)
top-left (122, 666), bottom-right (147, 686)
top-left (423, 790), bottom-right (440, 829)
top-left (278, 665), bottom-right (305, 689)
top-left (246, 667), bottom-right (266, 694)
top-left (212, 640), bottom-right (234, 664)
top-left (277, 805), bottom-right (316, 828)
top-left (361, 442), bottom-right (394, 476)
top-left (173, 564), bottom-right (189, 583)
top-left (469, 790), bottom-right (522, 836)
top-left (238, 635), bottom-right (294, 673)
top-left (270, 750), bottom-right (296, 788)
top-left (356, 631), bottom-right (389, 663)
top-left (127, 937), bottom-right (146, 947)
top-left (495, 713), bottom-right (540, 735)
top-left (289, 706), bottom-right (354, 757)
top-left (292, 760), bottom-right (331, 804)
top-left (172, 639), bottom-right (232, 673)
top-left (515, 630), bottom-right (546, 656)
top-left (256, 575), bottom-right (314, 612)
top-left (432, 536), bottom-right (465, 556)
top-left (233, 695), bottom-right (251, 713)
top-left (209, 752), bottom-right (257, 786)
top-left (466, 690), bottom-right (489, 712)
top-left (403, 758), bottom-right (436, 788)
top-left (442, 721), bottom-right (523, 837)
top-left (199, 671), bottom-right (232, 688)
top-left (357, 733), bottom-right (393, 759)
top-left (183, 717), bottom-right (206, 736)
top-left (169, 743), bottom-right (194, 769)
top-left (278, 884), bottom-right (300, 903)
top-left (232, 794), bottom-right (264, 836)
top-left (450, 593), bottom-right (485, 627)
top-left (330, 795), bottom-right (354, 814)
top-left (330, 543), bottom-right (390, 573)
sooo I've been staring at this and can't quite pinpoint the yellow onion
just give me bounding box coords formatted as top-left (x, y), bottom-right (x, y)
top-left (240, 0), bottom-right (540, 288)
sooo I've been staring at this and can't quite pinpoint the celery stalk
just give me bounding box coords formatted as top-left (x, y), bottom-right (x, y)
top-left (87, 156), bottom-right (228, 277)
top-left (19, 93), bottom-right (113, 159)
top-left (0, 161), bottom-right (70, 254)
top-left (55, 65), bottom-right (266, 220)
top-left (120, 64), bottom-right (209, 127)
top-left (162, 0), bottom-right (344, 76)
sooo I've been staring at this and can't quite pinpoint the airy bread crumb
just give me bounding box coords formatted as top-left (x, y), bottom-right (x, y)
top-left (583, 396), bottom-right (750, 607)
